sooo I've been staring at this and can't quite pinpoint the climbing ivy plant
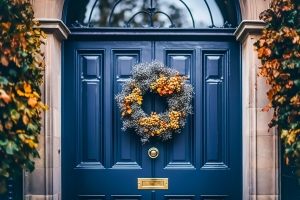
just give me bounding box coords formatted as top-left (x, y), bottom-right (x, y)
top-left (254, 0), bottom-right (300, 177)
top-left (0, 0), bottom-right (48, 193)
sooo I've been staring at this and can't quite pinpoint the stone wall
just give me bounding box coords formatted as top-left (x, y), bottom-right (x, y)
top-left (235, 21), bottom-right (279, 200)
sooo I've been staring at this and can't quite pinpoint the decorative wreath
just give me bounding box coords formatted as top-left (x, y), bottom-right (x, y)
top-left (115, 60), bottom-right (193, 144)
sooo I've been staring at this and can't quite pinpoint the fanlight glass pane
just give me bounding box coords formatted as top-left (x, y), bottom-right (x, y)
top-left (66, 0), bottom-right (237, 28)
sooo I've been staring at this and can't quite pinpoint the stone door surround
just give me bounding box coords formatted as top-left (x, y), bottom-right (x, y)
top-left (23, 0), bottom-right (279, 199)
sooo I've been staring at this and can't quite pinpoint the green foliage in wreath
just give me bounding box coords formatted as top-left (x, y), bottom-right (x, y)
top-left (0, 0), bottom-right (48, 193)
top-left (115, 61), bottom-right (193, 144)
top-left (254, 0), bottom-right (300, 177)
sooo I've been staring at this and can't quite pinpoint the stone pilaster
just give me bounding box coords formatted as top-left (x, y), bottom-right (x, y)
top-left (234, 20), bottom-right (279, 200)
top-left (24, 19), bottom-right (70, 200)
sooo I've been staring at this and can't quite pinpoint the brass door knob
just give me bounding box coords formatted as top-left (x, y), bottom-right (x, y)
top-left (148, 147), bottom-right (159, 158)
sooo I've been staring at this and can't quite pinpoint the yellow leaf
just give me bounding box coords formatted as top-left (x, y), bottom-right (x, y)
top-left (24, 83), bottom-right (32, 93)
top-left (28, 140), bottom-right (38, 148)
top-left (281, 129), bottom-right (288, 139)
top-left (33, 91), bottom-right (40, 98)
top-left (41, 30), bottom-right (47, 39)
top-left (32, 19), bottom-right (40, 25)
top-left (34, 30), bottom-right (40, 35)
top-left (17, 90), bottom-right (25, 96)
top-left (18, 134), bottom-right (26, 142)
top-left (287, 131), bottom-right (296, 145)
top-left (38, 102), bottom-right (49, 110)
top-left (22, 115), bottom-right (29, 125)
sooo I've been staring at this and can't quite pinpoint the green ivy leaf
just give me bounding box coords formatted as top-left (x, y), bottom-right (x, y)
top-left (0, 138), bottom-right (8, 147)
top-left (10, 109), bottom-right (20, 121)
top-left (5, 142), bottom-right (14, 155)
top-left (8, 68), bottom-right (17, 77)
top-left (25, 160), bottom-right (35, 172)
top-left (294, 79), bottom-right (300, 87)
top-left (0, 76), bottom-right (9, 85)
top-left (27, 123), bottom-right (37, 133)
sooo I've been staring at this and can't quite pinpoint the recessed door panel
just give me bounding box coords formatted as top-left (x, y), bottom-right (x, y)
top-left (113, 49), bottom-right (143, 169)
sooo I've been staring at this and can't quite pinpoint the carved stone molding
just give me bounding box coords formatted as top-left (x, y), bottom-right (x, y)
top-left (234, 20), bottom-right (265, 42)
top-left (35, 18), bottom-right (70, 41)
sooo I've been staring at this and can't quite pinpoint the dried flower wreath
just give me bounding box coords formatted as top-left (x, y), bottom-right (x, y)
top-left (115, 61), bottom-right (193, 144)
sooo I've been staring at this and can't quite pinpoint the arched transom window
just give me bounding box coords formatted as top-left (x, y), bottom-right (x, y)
top-left (66, 0), bottom-right (239, 28)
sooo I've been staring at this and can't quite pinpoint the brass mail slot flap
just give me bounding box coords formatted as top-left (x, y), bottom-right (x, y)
top-left (138, 178), bottom-right (168, 190)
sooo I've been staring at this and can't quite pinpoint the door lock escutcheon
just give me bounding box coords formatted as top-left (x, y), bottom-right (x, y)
top-left (148, 147), bottom-right (159, 158)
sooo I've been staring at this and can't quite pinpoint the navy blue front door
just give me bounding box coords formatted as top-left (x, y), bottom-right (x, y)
top-left (63, 30), bottom-right (242, 200)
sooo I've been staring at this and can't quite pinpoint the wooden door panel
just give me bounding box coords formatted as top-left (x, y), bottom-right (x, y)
top-left (202, 50), bottom-right (229, 169)
top-left (74, 50), bottom-right (105, 169)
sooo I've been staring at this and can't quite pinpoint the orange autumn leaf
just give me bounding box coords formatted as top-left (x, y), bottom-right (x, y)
top-left (28, 97), bottom-right (37, 107)
top-left (264, 48), bottom-right (272, 57)
top-left (273, 69), bottom-right (280, 78)
top-left (259, 39), bottom-right (265, 46)
top-left (280, 73), bottom-right (290, 79)
top-left (294, 51), bottom-right (300, 57)
top-left (293, 35), bottom-right (299, 44)
top-left (0, 89), bottom-right (11, 104)
top-left (1, 56), bottom-right (9, 66)
top-left (1, 22), bottom-right (11, 30)
top-left (286, 80), bottom-right (294, 89)
top-left (271, 59), bottom-right (280, 69)
top-left (283, 52), bottom-right (292, 59)
top-left (267, 89), bottom-right (275, 100)
top-left (258, 47), bottom-right (265, 58)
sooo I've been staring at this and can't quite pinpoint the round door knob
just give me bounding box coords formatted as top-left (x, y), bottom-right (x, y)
top-left (148, 147), bottom-right (159, 158)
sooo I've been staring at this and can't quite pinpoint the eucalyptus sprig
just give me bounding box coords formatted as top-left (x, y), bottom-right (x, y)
top-left (254, 0), bottom-right (300, 177)
top-left (0, 0), bottom-right (48, 193)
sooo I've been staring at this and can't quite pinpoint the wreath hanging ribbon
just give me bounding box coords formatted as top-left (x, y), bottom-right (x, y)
top-left (115, 60), bottom-right (193, 144)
